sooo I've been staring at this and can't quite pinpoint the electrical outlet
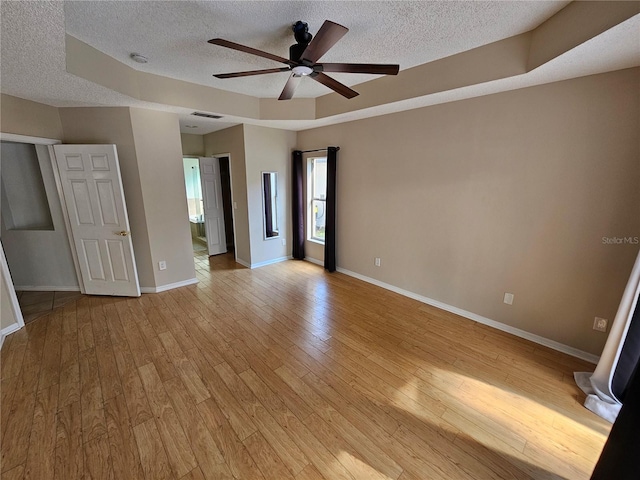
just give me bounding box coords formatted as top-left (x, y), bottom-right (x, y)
top-left (593, 317), bottom-right (608, 332)
top-left (282, 238), bottom-right (286, 246)
top-left (503, 293), bottom-right (514, 305)
top-left (374, 257), bottom-right (381, 267)
top-left (158, 261), bottom-right (167, 271)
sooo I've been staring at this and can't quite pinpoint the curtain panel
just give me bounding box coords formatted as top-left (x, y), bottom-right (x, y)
top-left (575, 248), bottom-right (640, 422)
top-left (324, 147), bottom-right (338, 272)
top-left (291, 150), bottom-right (305, 260)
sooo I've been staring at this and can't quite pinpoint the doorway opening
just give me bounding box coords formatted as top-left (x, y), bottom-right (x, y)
top-left (1, 137), bottom-right (86, 331)
top-left (183, 157), bottom-right (207, 253)
top-left (183, 156), bottom-right (235, 258)
top-left (218, 156), bottom-right (235, 253)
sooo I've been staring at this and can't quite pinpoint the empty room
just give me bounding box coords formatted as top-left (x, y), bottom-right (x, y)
top-left (1, 1), bottom-right (639, 479)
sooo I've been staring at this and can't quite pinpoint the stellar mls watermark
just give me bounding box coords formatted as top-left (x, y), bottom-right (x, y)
top-left (602, 236), bottom-right (639, 245)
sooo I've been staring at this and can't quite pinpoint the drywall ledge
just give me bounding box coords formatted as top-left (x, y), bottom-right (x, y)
top-left (329, 264), bottom-right (599, 364)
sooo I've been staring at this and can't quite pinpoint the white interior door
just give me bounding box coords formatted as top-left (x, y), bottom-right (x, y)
top-left (53, 145), bottom-right (140, 296)
top-left (199, 157), bottom-right (227, 256)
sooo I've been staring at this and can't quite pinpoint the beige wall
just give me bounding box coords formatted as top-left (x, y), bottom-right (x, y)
top-left (59, 107), bottom-right (156, 288)
top-left (181, 133), bottom-right (205, 156)
top-left (297, 67), bottom-right (640, 355)
top-left (204, 125), bottom-right (251, 265)
top-left (1, 94), bottom-right (63, 140)
top-left (129, 108), bottom-right (196, 287)
top-left (243, 125), bottom-right (296, 265)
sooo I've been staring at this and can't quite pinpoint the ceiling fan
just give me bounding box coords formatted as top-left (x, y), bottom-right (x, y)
top-left (208, 20), bottom-right (400, 100)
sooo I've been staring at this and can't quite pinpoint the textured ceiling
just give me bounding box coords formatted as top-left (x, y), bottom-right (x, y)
top-left (63, 0), bottom-right (570, 98)
top-left (1, 1), bottom-right (638, 135)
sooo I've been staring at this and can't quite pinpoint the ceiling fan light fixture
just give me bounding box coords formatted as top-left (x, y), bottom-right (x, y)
top-left (292, 65), bottom-right (313, 76)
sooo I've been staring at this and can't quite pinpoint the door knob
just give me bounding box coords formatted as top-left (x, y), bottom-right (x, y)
top-left (116, 231), bottom-right (130, 236)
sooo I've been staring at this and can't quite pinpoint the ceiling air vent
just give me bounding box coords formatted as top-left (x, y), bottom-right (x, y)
top-left (191, 112), bottom-right (223, 119)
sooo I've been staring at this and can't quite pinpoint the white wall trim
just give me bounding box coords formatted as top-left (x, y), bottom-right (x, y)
top-left (235, 258), bottom-right (251, 269)
top-left (0, 132), bottom-right (61, 145)
top-left (1, 242), bottom-right (24, 348)
top-left (140, 277), bottom-right (198, 294)
top-left (335, 266), bottom-right (600, 364)
top-left (1, 323), bottom-right (23, 349)
top-left (304, 257), bottom-right (323, 267)
top-left (14, 285), bottom-right (81, 292)
top-left (250, 256), bottom-right (290, 269)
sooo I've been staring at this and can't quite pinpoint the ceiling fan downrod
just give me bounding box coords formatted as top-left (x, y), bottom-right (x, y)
top-left (290, 21), bottom-right (313, 64)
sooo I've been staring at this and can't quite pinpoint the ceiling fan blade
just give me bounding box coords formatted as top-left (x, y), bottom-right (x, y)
top-left (320, 63), bottom-right (400, 75)
top-left (301, 20), bottom-right (348, 63)
top-left (208, 38), bottom-right (293, 65)
top-left (214, 67), bottom-right (291, 79)
top-left (311, 72), bottom-right (359, 99)
top-left (278, 74), bottom-right (303, 100)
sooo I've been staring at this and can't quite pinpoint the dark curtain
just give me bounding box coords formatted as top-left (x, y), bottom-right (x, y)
top-left (263, 174), bottom-right (273, 238)
top-left (591, 361), bottom-right (640, 480)
top-left (292, 150), bottom-right (305, 259)
top-left (612, 298), bottom-right (640, 402)
top-left (324, 147), bottom-right (338, 272)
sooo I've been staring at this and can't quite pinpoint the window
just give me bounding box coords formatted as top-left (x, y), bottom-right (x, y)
top-left (308, 157), bottom-right (327, 243)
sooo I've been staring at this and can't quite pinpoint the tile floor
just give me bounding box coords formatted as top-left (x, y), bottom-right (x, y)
top-left (193, 249), bottom-right (242, 273)
top-left (16, 290), bottom-right (84, 324)
top-left (192, 238), bottom-right (207, 252)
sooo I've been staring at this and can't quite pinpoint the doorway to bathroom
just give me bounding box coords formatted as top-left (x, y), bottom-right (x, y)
top-left (183, 157), bottom-right (207, 253)
top-left (183, 156), bottom-right (235, 257)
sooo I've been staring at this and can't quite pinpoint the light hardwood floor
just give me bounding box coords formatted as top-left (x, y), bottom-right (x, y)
top-left (1, 252), bottom-right (610, 479)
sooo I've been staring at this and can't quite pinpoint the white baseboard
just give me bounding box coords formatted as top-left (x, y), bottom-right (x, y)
top-left (250, 256), bottom-right (291, 269)
top-left (140, 278), bottom-right (198, 294)
top-left (304, 257), bottom-right (324, 267)
top-left (14, 285), bottom-right (81, 292)
top-left (335, 266), bottom-right (600, 365)
top-left (1, 322), bottom-right (23, 349)
top-left (235, 258), bottom-right (251, 268)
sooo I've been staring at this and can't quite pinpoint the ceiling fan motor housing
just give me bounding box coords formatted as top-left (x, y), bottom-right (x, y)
top-left (293, 21), bottom-right (312, 44)
top-left (290, 21), bottom-right (313, 63)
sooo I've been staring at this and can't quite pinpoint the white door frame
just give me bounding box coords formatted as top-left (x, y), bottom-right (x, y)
top-left (0, 240), bottom-right (24, 347)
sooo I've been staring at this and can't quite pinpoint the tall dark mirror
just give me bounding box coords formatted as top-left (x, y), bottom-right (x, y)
top-left (262, 172), bottom-right (279, 239)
